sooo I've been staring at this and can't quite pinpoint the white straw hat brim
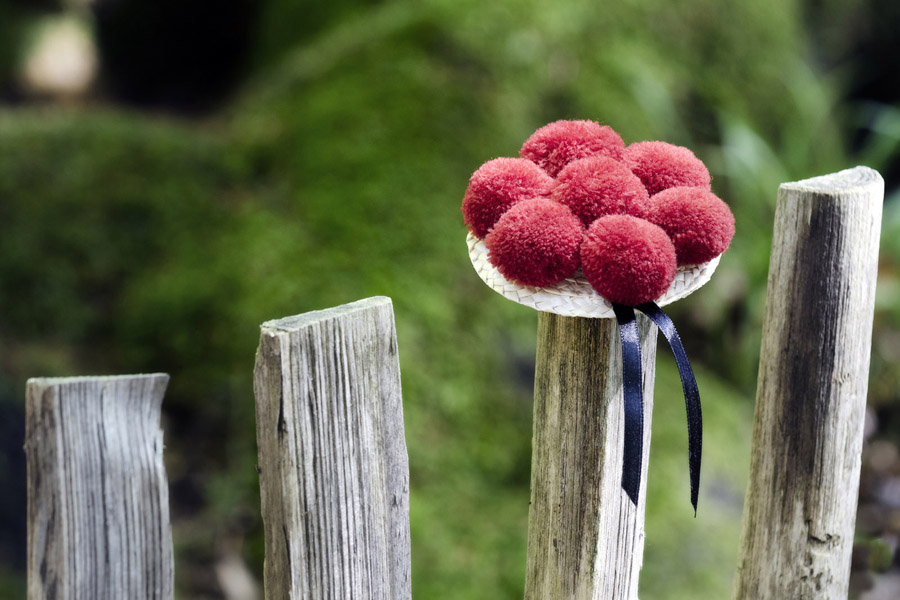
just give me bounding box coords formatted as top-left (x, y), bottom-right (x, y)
top-left (467, 232), bottom-right (720, 318)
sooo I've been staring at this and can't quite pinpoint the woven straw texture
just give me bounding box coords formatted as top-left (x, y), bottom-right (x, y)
top-left (467, 232), bottom-right (720, 319)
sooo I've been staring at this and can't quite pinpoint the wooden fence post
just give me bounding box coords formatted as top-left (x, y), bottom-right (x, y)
top-left (525, 312), bottom-right (658, 599)
top-left (253, 296), bottom-right (411, 600)
top-left (733, 167), bottom-right (883, 598)
top-left (25, 374), bottom-right (173, 600)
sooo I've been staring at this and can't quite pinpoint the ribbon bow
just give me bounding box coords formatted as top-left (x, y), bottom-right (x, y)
top-left (612, 301), bottom-right (702, 515)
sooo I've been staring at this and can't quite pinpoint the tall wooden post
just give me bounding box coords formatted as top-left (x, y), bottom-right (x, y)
top-left (525, 312), bottom-right (657, 600)
top-left (253, 297), bottom-right (411, 600)
top-left (734, 167), bottom-right (883, 598)
top-left (25, 374), bottom-right (174, 600)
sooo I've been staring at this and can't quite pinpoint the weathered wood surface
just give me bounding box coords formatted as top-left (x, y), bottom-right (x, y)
top-left (734, 167), bottom-right (883, 599)
top-left (25, 374), bottom-right (173, 600)
top-left (253, 296), bottom-right (410, 600)
top-left (525, 311), bottom-right (658, 600)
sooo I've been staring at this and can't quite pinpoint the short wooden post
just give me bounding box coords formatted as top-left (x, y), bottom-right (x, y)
top-left (733, 167), bottom-right (883, 598)
top-left (525, 312), bottom-right (658, 600)
top-left (25, 374), bottom-right (174, 600)
top-left (253, 297), bottom-right (411, 600)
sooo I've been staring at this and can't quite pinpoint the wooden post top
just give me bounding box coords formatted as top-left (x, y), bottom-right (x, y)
top-left (779, 165), bottom-right (882, 194)
top-left (260, 296), bottom-right (394, 331)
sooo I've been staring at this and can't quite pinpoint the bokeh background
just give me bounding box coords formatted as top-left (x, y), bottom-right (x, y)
top-left (1, 0), bottom-right (900, 598)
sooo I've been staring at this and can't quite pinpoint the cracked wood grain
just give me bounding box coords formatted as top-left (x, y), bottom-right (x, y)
top-left (734, 167), bottom-right (883, 599)
top-left (253, 297), bottom-right (410, 600)
top-left (525, 312), bottom-right (658, 600)
top-left (25, 374), bottom-right (173, 600)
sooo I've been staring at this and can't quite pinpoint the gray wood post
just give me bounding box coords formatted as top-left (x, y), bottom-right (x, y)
top-left (25, 374), bottom-right (174, 600)
top-left (253, 296), bottom-right (411, 600)
top-left (525, 312), bottom-right (658, 600)
top-left (734, 167), bottom-right (883, 598)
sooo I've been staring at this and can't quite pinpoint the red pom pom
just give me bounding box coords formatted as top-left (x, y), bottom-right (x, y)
top-left (623, 141), bottom-right (711, 196)
top-left (462, 158), bottom-right (555, 239)
top-left (646, 187), bottom-right (735, 265)
top-left (580, 215), bottom-right (677, 306)
top-left (551, 156), bottom-right (650, 226)
top-left (520, 120), bottom-right (625, 177)
top-left (485, 198), bottom-right (584, 287)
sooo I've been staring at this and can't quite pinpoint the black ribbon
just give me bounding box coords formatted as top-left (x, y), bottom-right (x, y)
top-left (612, 301), bottom-right (702, 515)
top-left (613, 303), bottom-right (644, 506)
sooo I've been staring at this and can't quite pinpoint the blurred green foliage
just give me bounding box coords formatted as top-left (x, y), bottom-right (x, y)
top-left (0, 4), bottom-right (30, 93)
top-left (1, 0), bottom-right (898, 598)
top-left (0, 564), bottom-right (25, 599)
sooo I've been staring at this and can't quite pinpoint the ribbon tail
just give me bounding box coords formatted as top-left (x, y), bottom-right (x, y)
top-left (612, 303), bottom-right (644, 506)
top-left (637, 302), bottom-right (702, 516)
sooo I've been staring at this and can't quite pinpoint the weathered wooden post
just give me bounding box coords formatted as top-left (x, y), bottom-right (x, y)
top-left (734, 167), bottom-right (883, 598)
top-left (25, 374), bottom-right (174, 600)
top-left (253, 296), bottom-right (411, 600)
top-left (525, 312), bottom-right (657, 599)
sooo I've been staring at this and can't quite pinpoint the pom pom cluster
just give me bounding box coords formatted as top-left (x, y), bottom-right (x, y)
top-left (462, 120), bottom-right (734, 306)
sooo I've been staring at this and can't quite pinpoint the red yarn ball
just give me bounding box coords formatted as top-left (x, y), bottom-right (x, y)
top-left (623, 141), bottom-right (711, 196)
top-left (462, 157), bottom-right (555, 239)
top-left (520, 120), bottom-right (625, 177)
top-left (580, 215), bottom-right (677, 306)
top-left (551, 156), bottom-right (650, 226)
top-left (646, 186), bottom-right (735, 265)
top-left (485, 198), bottom-right (584, 288)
